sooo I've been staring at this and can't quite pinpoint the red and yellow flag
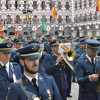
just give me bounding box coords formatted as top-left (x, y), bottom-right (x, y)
top-left (0, 22), bottom-right (2, 35)
top-left (26, 12), bottom-right (29, 22)
top-left (14, 20), bottom-right (18, 37)
top-left (97, 0), bottom-right (100, 12)
top-left (51, 7), bottom-right (56, 19)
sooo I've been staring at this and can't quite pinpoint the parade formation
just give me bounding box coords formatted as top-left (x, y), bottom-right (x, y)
top-left (0, 0), bottom-right (100, 100)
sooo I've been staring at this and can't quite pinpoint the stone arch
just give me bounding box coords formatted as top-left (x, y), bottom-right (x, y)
top-left (63, 26), bottom-right (71, 36)
top-left (49, 25), bottom-right (59, 35)
top-left (7, 26), bottom-right (14, 35)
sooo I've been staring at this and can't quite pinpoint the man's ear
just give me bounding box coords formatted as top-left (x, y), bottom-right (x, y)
top-left (20, 59), bottom-right (24, 66)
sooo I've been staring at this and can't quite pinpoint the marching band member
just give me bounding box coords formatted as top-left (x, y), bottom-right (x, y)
top-left (7, 44), bottom-right (62, 100)
top-left (0, 42), bottom-right (22, 100)
top-left (75, 39), bottom-right (100, 100)
top-left (44, 40), bottom-right (69, 100)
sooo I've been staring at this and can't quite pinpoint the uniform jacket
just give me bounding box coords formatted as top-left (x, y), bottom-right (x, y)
top-left (7, 73), bottom-right (62, 100)
top-left (75, 56), bottom-right (100, 100)
top-left (44, 42), bottom-right (51, 54)
top-left (0, 62), bottom-right (22, 100)
top-left (44, 52), bottom-right (69, 92)
top-left (75, 48), bottom-right (86, 60)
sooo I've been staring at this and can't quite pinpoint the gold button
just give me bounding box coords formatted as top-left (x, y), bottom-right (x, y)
top-left (82, 89), bottom-right (83, 91)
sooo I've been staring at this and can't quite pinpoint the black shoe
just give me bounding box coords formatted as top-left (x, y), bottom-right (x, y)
top-left (67, 94), bottom-right (72, 97)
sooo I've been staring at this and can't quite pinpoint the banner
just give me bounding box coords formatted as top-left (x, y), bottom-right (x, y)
top-left (97, 0), bottom-right (100, 12)
top-left (0, 22), bottom-right (2, 35)
top-left (51, 7), bottom-right (56, 18)
top-left (14, 20), bottom-right (18, 37)
top-left (41, 16), bottom-right (46, 34)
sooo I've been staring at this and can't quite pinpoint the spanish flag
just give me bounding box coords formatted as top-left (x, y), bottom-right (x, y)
top-left (97, 0), bottom-right (100, 12)
top-left (14, 20), bottom-right (18, 37)
top-left (51, 7), bottom-right (56, 19)
top-left (0, 22), bottom-right (2, 35)
top-left (26, 12), bottom-right (29, 22)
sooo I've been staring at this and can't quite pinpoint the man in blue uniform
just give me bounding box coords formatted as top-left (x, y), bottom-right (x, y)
top-left (75, 39), bottom-right (100, 100)
top-left (44, 40), bottom-right (69, 100)
top-left (28, 40), bottom-right (47, 74)
top-left (75, 38), bottom-right (86, 60)
top-left (7, 44), bottom-right (62, 100)
top-left (44, 35), bottom-right (52, 54)
top-left (0, 42), bottom-right (22, 100)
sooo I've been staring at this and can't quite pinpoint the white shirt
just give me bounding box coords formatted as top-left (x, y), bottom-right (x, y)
top-left (0, 61), bottom-right (9, 75)
top-left (86, 54), bottom-right (95, 64)
top-left (24, 73), bottom-right (38, 86)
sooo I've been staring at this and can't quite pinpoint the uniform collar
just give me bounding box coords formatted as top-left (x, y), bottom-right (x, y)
top-left (52, 51), bottom-right (58, 56)
top-left (24, 73), bottom-right (38, 85)
top-left (86, 54), bottom-right (95, 63)
top-left (0, 61), bottom-right (9, 68)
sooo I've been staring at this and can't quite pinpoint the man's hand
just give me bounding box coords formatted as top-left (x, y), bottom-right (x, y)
top-left (90, 74), bottom-right (99, 82)
top-left (56, 55), bottom-right (63, 63)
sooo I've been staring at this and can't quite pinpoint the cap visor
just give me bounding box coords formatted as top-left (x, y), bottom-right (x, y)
top-left (0, 50), bottom-right (14, 53)
top-left (22, 54), bottom-right (41, 60)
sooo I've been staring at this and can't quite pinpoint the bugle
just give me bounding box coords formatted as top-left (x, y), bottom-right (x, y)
top-left (60, 53), bottom-right (75, 73)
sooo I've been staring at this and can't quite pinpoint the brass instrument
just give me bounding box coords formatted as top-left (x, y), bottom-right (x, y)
top-left (58, 44), bottom-right (76, 72)
top-left (60, 53), bottom-right (75, 72)
top-left (0, 36), bottom-right (8, 42)
top-left (60, 44), bottom-right (76, 61)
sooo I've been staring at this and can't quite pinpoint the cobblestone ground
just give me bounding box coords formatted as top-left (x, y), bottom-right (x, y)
top-left (67, 82), bottom-right (79, 100)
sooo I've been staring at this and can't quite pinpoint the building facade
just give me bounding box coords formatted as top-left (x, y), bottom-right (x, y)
top-left (0, 0), bottom-right (99, 37)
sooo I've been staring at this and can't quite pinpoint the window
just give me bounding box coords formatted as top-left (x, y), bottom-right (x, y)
top-left (6, 0), bottom-right (10, 9)
top-left (79, 0), bottom-right (82, 9)
top-left (75, 1), bottom-right (77, 10)
top-left (33, 1), bottom-right (38, 10)
top-left (66, 2), bottom-right (69, 10)
top-left (42, 1), bottom-right (45, 10)
top-left (84, 0), bottom-right (87, 8)
top-left (58, 16), bottom-right (62, 23)
top-left (6, 15), bottom-right (11, 24)
top-left (33, 15), bottom-right (38, 23)
top-left (57, 2), bottom-right (61, 10)
top-left (66, 16), bottom-right (70, 23)
top-left (88, 0), bottom-right (92, 7)
top-left (16, 15), bottom-right (21, 24)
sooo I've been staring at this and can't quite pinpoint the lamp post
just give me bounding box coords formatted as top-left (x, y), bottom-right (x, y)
top-left (22, 5), bottom-right (32, 36)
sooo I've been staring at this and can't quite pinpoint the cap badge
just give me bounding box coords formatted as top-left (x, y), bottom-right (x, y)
top-left (32, 46), bottom-right (37, 50)
top-left (85, 59), bottom-right (88, 62)
top-left (56, 41), bottom-right (59, 43)
top-left (24, 78), bottom-right (28, 83)
top-left (7, 43), bottom-right (11, 47)
top-left (39, 77), bottom-right (42, 81)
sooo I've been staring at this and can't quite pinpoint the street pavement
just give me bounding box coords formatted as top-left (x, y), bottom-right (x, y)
top-left (67, 82), bottom-right (79, 100)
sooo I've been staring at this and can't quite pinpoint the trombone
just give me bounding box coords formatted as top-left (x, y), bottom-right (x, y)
top-left (59, 44), bottom-right (76, 72)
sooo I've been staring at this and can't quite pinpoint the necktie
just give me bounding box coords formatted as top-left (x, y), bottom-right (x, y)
top-left (3, 65), bottom-right (8, 75)
top-left (91, 58), bottom-right (95, 68)
top-left (32, 78), bottom-right (39, 91)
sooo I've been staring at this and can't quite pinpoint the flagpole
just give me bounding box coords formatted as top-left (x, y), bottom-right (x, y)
top-left (72, 0), bottom-right (74, 23)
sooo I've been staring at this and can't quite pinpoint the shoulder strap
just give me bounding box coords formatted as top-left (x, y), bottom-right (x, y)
top-left (16, 79), bottom-right (37, 100)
